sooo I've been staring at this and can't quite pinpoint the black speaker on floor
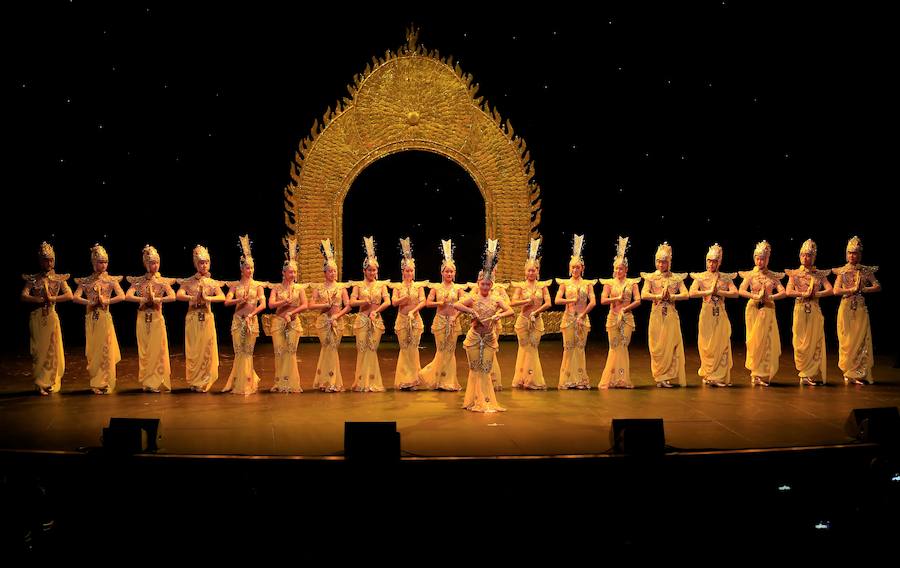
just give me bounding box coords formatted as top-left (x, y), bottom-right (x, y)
top-left (845, 407), bottom-right (900, 445)
top-left (344, 422), bottom-right (400, 461)
top-left (610, 418), bottom-right (665, 455)
top-left (102, 417), bottom-right (161, 453)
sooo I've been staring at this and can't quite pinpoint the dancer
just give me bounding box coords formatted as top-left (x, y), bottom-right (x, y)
top-left (599, 237), bottom-right (642, 389)
top-left (689, 243), bottom-right (738, 387)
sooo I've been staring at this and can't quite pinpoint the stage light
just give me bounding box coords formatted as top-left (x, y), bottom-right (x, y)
top-left (814, 521), bottom-right (831, 530)
top-left (777, 484), bottom-right (792, 492)
top-left (891, 473), bottom-right (900, 483)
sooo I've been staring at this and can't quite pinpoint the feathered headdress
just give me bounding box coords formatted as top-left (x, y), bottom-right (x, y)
top-left (282, 236), bottom-right (299, 272)
top-left (655, 242), bottom-right (672, 262)
top-left (193, 244), bottom-right (210, 264)
top-left (846, 236), bottom-right (863, 254)
top-left (478, 239), bottom-right (500, 282)
top-left (320, 239), bottom-right (337, 271)
top-left (525, 237), bottom-right (541, 270)
top-left (753, 240), bottom-right (771, 260)
top-left (613, 236), bottom-right (630, 267)
top-left (238, 234), bottom-right (254, 268)
top-left (569, 234), bottom-right (585, 270)
top-left (706, 243), bottom-right (723, 262)
top-left (399, 237), bottom-right (415, 270)
top-left (362, 236), bottom-right (379, 269)
top-left (440, 239), bottom-right (456, 271)
top-left (90, 243), bottom-right (109, 263)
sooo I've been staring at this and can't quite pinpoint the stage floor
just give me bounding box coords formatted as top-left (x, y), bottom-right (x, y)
top-left (2, 338), bottom-right (898, 457)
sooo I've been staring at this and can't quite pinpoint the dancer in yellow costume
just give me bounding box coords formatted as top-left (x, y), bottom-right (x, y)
top-left (509, 238), bottom-right (552, 390)
top-left (73, 244), bottom-right (125, 394)
top-left (125, 245), bottom-right (176, 392)
top-left (738, 240), bottom-right (786, 386)
top-left (268, 237), bottom-right (308, 393)
top-left (391, 237), bottom-right (429, 390)
top-left (419, 239), bottom-right (467, 391)
top-left (785, 239), bottom-right (833, 386)
top-left (222, 235), bottom-right (267, 395)
top-left (454, 240), bottom-right (513, 412)
top-left (599, 237), bottom-right (642, 389)
top-left (689, 243), bottom-right (739, 387)
top-left (832, 236), bottom-right (881, 385)
top-left (349, 236), bottom-right (391, 392)
top-left (555, 234), bottom-right (597, 389)
top-left (21, 242), bottom-right (73, 395)
top-left (307, 239), bottom-right (351, 392)
top-left (465, 278), bottom-right (510, 390)
top-left (641, 242), bottom-right (689, 388)
top-left (176, 245), bottom-right (226, 392)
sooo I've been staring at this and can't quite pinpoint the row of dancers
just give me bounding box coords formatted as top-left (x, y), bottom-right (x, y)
top-left (22, 234), bottom-right (880, 412)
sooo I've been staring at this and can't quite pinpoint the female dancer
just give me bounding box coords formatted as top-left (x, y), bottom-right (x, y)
top-left (641, 243), bottom-right (689, 388)
top-left (125, 245), bottom-right (176, 392)
top-left (689, 244), bottom-right (738, 387)
top-left (785, 239), bottom-right (832, 386)
top-left (738, 240), bottom-right (786, 386)
top-left (21, 242), bottom-right (72, 395)
top-left (349, 237), bottom-right (391, 392)
top-left (221, 235), bottom-right (267, 395)
top-left (391, 237), bottom-right (429, 390)
top-left (73, 244), bottom-right (125, 394)
top-left (419, 239), bottom-right (467, 391)
top-left (555, 235), bottom-right (597, 389)
top-left (307, 239), bottom-right (351, 392)
top-left (509, 238), bottom-right (552, 389)
top-left (268, 237), bottom-right (308, 393)
top-left (599, 237), bottom-right (642, 389)
top-left (832, 236), bottom-right (881, 385)
top-left (176, 245), bottom-right (226, 392)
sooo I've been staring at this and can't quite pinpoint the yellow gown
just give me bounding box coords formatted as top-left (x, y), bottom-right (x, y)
top-left (221, 280), bottom-right (268, 395)
top-left (419, 283), bottom-right (467, 391)
top-left (641, 271), bottom-right (688, 386)
top-left (598, 277), bottom-right (642, 388)
top-left (462, 294), bottom-right (506, 412)
top-left (178, 274), bottom-right (225, 392)
top-left (556, 278), bottom-right (597, 389)
top-left (23, 272), bottom-right (70, 393)
top-left (510, 280), bottom-right (552, 389)
top-left (127, 274), bottom-right (176, 391)
top-left (350, 280), bottom-right (390, 392)
top-left (786, 267), bottom-right (831, 383)
top-left (690, 271), bottom-right (737, 384)
top-left (311, 283), bottom-right (349, 392)
top-left (833, 264), bottom-right (879, 383)
top-left (390, 281), bottom-right (429, 389)
top-left (268, 283), bottom-right (306, 393)
top-left (740, 268), bottom-right (785, 381)
top-left (76, 273), bottom-right (124, 393)
top-left (468, 282), bottom-right (510, 389)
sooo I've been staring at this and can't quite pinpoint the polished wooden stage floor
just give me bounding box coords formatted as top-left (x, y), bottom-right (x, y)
top-left (2, 338), bottom-right (898, 457)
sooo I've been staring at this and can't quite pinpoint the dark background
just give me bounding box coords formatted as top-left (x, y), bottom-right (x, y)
top-left (3, 2), bottom-right (893, 359)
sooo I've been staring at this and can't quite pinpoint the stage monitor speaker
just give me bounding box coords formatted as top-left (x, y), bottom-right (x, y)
top-left (844, 407), bottom-right (900, 445)
top-left (344, 422), bottom-right (400, 461)
top-left (102, 417), bottom-right (161, 453)
top-left (610, 418), bottom-right (665, 455)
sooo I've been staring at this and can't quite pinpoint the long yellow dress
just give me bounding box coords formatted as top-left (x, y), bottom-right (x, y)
top-left (76, 273), bottom-right (124, 393)
top-left (127, 274), bottom-right (176, 391)
top-left (311, 283), bottom-right (349, 392)
top-left (419, 283), bottom-right (467, 391)
top-left (740, 268), bottom-right (785, 382)
top-left (690, 271), bottom-right (736, 385)
top-left (833, 264), bottom-right (879, 383)
top-left (390, 281), bottom-right (429, 389)
top-left (556, 278), bottom-right (597, 389)
top-left (178, 274), bottom-right (225, 392)
top-left (598, 277), bottom-right (642, 389)
top-left (221, 280), bottom-right (268, 395)
top-left (268, 283), bottom-right (306, 393)
top-left (350, 279), bottom-right (390, 392)
top-left (23, 272), bottom-right (70, 393)
top-left (468, 282), bottom-right (510, 390)
top-left (786, 267), bottom-right (831, 383)
top-left (510, 280), bottom-right (552, 389)
top-left (462, 294), bottom-right (507, 412)
top-left (641, 271), bottom-right (688, 386)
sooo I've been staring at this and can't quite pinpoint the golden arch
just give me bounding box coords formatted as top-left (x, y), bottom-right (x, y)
top-left (285, 28), bottom-right (542, 281)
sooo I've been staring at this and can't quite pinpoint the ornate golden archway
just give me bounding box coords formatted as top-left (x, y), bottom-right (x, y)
top-left (285, 28), bottom-right (542, 281)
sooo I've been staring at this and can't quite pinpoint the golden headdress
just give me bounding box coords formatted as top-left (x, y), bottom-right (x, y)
top-left (90, 243), bottom-right (109, 263)
top-left (478, 239), bottom-right (500, 282)
top-left (655, 242), bottom-right (672, 262)
top-left (192, 244), bottom-right (210, 264)
top-left (753, 240), bottom-right (771, 260)
top-left (39, 241), bottom-right (55, 260)
top-left (569, 234), bottom-right (585, 270)
top-left (613, 236), bottom-right (630, 267)
top-left (706, 243), bottom-right (723, 262)
top-left (525, 237), bottom-right (542, 270)
top-left (281, 236), bottom-right (299, 272)
top-left (399, 237), bottom-right (415, 270)
top-left (846, 236), bottom-right (863, 253)
top-left (362, 236), bottom-right (379, 269)
top-left (320, 239), bottom-right (337, 271)
top-left (800, 238), bottom-right (817, 259)
top-left (440, 239), bottom-right (456, 271)
top-left (238, 234), bottom-right (254, 268)
top-left (142, 244), bottom-right (160, 266)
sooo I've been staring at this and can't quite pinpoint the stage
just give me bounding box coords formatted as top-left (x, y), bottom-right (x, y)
top-left (2, 338), bottom-right (898, 457)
